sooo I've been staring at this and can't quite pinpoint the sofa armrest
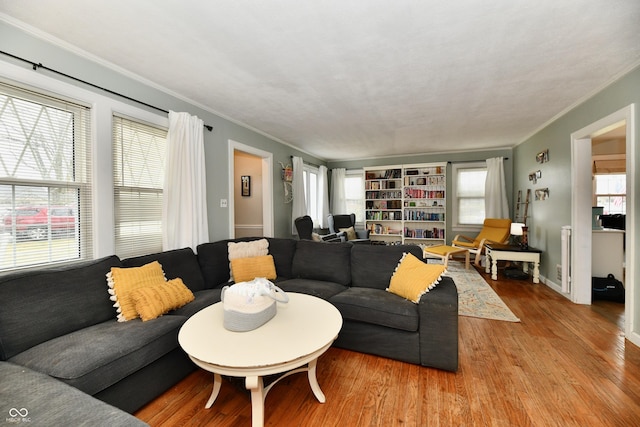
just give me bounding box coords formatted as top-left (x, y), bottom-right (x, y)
top-left (417, 276), bottom-right (458, 371)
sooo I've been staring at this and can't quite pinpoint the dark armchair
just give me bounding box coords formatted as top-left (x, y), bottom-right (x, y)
top-left (327, 213), bottom-right (370, 244)
top-left (294, 215), bottom-right (341, 242)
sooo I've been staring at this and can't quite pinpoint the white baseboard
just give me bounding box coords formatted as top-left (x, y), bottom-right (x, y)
top-left (539, 274), bottom-right (572, 300)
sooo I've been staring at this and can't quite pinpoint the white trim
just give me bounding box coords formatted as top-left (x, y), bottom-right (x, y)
top-left (451, 161), bottom-right (487, 229)
top-left (228, 140), bottom-right (274, 239)
top-left (570, 104), bottom-right (637, 347)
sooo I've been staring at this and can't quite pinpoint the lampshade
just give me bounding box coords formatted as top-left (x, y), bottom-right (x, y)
top-left (510, 223), bottom-right (525, 236)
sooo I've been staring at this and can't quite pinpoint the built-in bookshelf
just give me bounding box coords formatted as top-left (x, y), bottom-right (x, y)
top-left (364, 163), bottom-right (446, 246)
top-left (364, 166), bottom-right (403, 243)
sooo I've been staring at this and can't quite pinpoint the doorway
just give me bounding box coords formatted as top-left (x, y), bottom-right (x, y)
top-left (571, 104), bottom-right (637, 347)
top-left (228, 140), bottom-right (274, 238)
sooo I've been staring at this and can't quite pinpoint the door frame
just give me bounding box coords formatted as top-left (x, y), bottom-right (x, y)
top-left (228, 140), bottom-right (274, 238)
top-left (570, 104), bottom-right (637, 346)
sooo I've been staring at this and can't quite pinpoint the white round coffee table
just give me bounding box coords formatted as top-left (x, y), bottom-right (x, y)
top-left (178, 292), bottom-right (342, 427)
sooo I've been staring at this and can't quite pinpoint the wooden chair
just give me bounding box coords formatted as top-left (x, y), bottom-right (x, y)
top-left (451, 218), bottom-right (512, 266)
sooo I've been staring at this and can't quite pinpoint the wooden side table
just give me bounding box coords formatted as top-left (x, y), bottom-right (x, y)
top-left (484, 243), bottom-right (542, 283)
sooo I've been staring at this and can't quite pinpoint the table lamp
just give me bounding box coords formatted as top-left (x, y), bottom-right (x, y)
top-left (510, 223), bottom-right (528, 249)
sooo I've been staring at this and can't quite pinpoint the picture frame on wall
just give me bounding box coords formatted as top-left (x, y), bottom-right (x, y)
top-left (241, 175), bottom-right (251, 197)
top-left (536, 149), bottom-right (549, 163)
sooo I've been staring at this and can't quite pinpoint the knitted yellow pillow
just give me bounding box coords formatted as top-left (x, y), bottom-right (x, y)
top-left (107, 261), bottom-right (166, 322)
top-left (227, 239), bottom-right (269, 282)
top-left (130, 278), bottom-right (195, 321)
top-left (230, 255), bottom-right (277, 283)
top-left (387, 253), bottom-right (446, 303)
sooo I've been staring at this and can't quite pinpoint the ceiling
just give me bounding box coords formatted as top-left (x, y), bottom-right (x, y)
top-left (1, 1), bottom-right (639, 161)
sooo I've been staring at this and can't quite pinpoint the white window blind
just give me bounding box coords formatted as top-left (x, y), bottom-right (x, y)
top-left (0, 82), bottom-right (92, 271)
top-left (453, 164), bottom-right (487, 226)
top-left (113, 115), bottom-right (167, 259)
top-left (344, 170), bottom-right (364, 225)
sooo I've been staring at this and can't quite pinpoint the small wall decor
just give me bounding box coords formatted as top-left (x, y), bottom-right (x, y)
top-left (535, 188), bottom-right (549, 201)
top-left (528, 170), bottom-right (541, 184)
top-left (536, 149), bottom-right (549, 163)
top-left (278, 161), bottom-right (293, 203)
top-left (241, 175), bottom-right (251, 197)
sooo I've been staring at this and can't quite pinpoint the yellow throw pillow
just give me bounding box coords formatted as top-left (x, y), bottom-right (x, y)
top-left (339, 226), bottom-right (357, 241)
top-left (230, 255), bottom-right (277, 283)
top-left (130, 278), bottom-right (195, 321)
top-left (387, 253), bottom-right (446, 303)
top-left (107, 261), bottom-right (167, 322)
top-left (227, 239), bottom-right (269, 282)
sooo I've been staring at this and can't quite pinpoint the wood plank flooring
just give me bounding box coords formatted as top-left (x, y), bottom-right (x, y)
top-left (135, 268), bottom-right (640, 426)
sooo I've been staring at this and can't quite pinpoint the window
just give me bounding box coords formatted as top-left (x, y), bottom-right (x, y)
top-left (594, 173), bottom-right (626, 214)
top-left (344, 170), bottom-right (364, 226)
top-left (302, 164), bottom-right (320, 225)
top-left (0, 82), bottom-right (92, 271)
top-left (452, 163), bottom-right (487, 227)
top-left (113, 115), bottom-right (167, 259)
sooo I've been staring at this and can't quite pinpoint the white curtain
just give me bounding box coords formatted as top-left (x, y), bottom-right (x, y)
top-left (485, 157), bottom-right (509, 218)
top-left (318, 165), bottom-right (330, 228)
top-left (291, 156), bottom-right (307, 234)
top-left (330, 168), bottom-right (347, 214)
top-left (162, 111), bottom-right (209, 252)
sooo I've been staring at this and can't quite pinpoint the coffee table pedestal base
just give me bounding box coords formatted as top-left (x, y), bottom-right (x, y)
top-left (191, 342), bottom-right (331, 427)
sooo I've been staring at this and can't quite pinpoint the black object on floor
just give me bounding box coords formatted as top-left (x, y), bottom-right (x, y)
top-left (504, 267), bottom-right (529, 280)
top-left (592, 274), bottom-right (625, 303)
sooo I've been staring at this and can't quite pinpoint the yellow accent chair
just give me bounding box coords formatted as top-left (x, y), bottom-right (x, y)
top-left (451, 218), bottom-right (512, 266)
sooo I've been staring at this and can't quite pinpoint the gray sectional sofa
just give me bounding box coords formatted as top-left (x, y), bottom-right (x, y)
top-left (0, 237), bottom-right (458, 421)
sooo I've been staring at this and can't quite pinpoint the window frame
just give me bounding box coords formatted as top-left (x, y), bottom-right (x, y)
top-left (0, 81), bottom-right (93, 272)
top-left (112, 114), bottom-right (168, 259)
top-left (344, 169), bottom-right (365, 227)
top-left (593, 173), bottom-right (626, 215)
top-left (451, 162), bottom-right (487, 232)
top-left (1, 59), bottom-right (169, 260)
top-left (302, 163), bottom-right (320, 226)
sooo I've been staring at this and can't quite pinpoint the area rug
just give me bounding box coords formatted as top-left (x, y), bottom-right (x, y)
top-left (442, 261), bottom-right (520, 322)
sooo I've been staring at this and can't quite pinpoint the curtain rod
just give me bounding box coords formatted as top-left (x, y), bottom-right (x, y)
top-left (0, 50), bottom-right (213, 132)
top-left (448, 157), bottom-right (509, 164)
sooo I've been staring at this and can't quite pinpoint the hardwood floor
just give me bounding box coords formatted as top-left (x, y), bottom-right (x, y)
top-left (135, 268), bottom-right (640, 426)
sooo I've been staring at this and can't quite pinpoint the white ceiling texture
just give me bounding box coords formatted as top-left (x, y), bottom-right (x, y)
top-left (1, 1), bottom-right (639, 161)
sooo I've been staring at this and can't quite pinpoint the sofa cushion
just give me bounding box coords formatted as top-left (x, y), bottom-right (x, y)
top-left (131, 278), bottom-right (195, 321)
top-left (265, 237), bottom-right (297, 279)
top-left (197, 238), bottom-right (298, 288)
top-left (329, 287), bottom-right (419, 332)
top-left (231, 255), bottom-right (277, 283)
top-left (277, 278), bottom-right (348, 300)
top-left (108, 261), bottom-right (167, 322)
top-left (292, 240), bottom-right (352, 285)
top-left (197, 239), bottom-right (234, 287)
top-left (0, 255), bottom-right (121, 361)
top-left (170, 288), bottom-right (222, 317)
top-left (122, 247), bottom-right (206, 292)
top-left (0, 361), bottom-right (149, 426)
top-left (9, 316), bottom-right (185, 396)
top-left (350, 244), bottom-right (423, 289)
top-left (227, 239), bottom-right (269, 282)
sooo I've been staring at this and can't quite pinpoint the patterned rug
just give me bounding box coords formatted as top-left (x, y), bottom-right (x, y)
top-left (441, 261), bottom-right (520, 322)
